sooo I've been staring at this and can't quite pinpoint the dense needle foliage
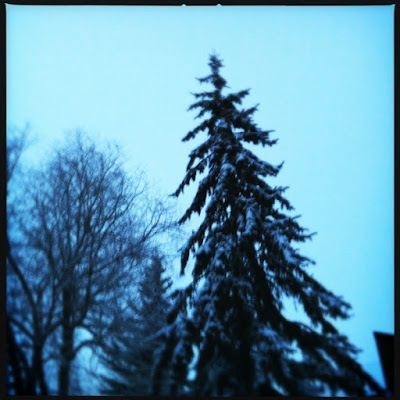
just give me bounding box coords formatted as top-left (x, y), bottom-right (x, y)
top-left (99, 253), bottom-right (172, 395)
top-left (152, 54), bottom-right (382, 396)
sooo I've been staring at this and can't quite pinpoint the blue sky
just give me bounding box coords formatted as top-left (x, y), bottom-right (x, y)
top-left (7, 4), bottom-right (394, 391)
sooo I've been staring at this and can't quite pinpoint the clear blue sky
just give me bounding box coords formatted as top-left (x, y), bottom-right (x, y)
top-left (7, 4), bottom-right (394, 391)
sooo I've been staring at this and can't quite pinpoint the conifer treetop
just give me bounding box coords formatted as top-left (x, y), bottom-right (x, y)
top-left (153, 54), bottom-right (383, 397)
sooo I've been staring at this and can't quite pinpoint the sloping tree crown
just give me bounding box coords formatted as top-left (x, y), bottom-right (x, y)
top-left (99, 252), bottom-right (173, 395)
top-left (152, 54), bottom-right (382, 396)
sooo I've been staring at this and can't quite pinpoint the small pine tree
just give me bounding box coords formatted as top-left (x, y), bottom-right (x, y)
top-left (100, 253), bottom-right (172, 395)
top-left (152, 54), bottom-right (383, 396)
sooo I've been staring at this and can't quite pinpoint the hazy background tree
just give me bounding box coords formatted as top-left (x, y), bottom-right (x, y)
top-left (6, 125), bottom-right (45, 395)
top-left (152, 54), bottom-right (383, 396)
top-left (97, 250), bottom-right (172, 395)
top-left (6, 130), bottom-right (177, 395)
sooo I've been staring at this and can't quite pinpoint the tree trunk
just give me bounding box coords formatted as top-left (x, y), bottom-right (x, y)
top-left (32, 343), bottom-right (48, 395)
top-left (6, 318), bottom-right (35, 395)
top-left (58, 324), bottom-right (74, 395)
top-left (58, 350), bottom-right (72, 396)
top-left (58, 288), bottom-right (74, 395)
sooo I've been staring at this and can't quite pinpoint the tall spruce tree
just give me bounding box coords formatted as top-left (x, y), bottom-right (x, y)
top-left (152, 54), bottom-right (382, 396)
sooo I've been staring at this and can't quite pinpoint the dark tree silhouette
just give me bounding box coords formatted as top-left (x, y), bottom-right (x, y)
top-left (98, 251), bottom-right (172, 395)
top-left (152, 54), bottom-right (383, 396)
top-left (6, 126), bottom-right (48, 395)
top-left (6, 131), bottom-right (175, 395)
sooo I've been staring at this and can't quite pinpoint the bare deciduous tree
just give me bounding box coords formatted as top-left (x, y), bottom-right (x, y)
top-left (6, 125), bottom-right (45, 395)
top-left (7, 131), bottom-right (176, 395)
